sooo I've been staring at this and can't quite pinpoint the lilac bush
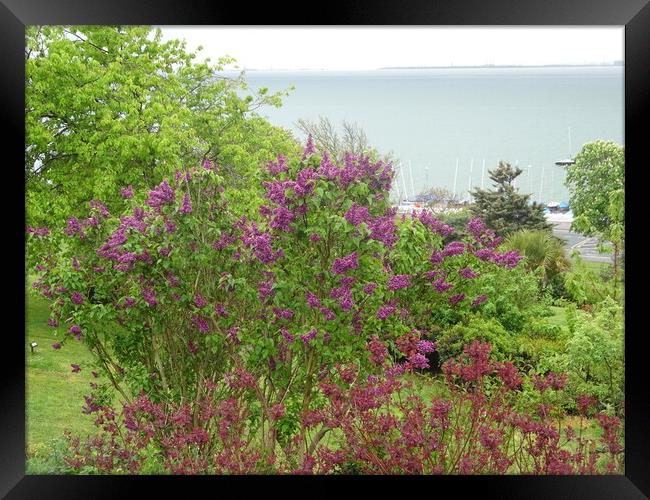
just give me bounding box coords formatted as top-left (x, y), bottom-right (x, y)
top-left (29, 140), bottom-right (553, 467)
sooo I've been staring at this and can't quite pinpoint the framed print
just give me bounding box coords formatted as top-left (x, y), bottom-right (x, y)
top-left (3, 0), bottom-right (649, 497)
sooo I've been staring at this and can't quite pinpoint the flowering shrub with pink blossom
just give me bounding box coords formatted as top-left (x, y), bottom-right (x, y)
top-left (28, 140), bottom-right (622, 474)
top-left (62, 341), bottom-right (623, 474)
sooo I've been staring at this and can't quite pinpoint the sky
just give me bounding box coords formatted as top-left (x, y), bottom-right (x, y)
top-left (157, 27), bottom-right (624, 71)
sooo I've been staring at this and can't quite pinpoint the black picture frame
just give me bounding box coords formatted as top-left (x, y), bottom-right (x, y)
top-left (4, 1), bottom-right (648, 497)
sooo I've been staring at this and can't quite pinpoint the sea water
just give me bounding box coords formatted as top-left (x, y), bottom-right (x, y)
top-left (237, 66), bottom-right (623, 204)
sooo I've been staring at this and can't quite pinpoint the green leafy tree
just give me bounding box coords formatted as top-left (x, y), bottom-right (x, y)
top-left (470, 162), bottom-right (551, 237)
top-left (564, 141), bottom-right (624, 298)
top-left (25, 25), bottom-right (297, 229)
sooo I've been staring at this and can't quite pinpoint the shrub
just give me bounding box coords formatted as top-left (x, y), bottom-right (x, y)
top-left (539, 298), bottom-right (624, 415)
top-left (62, 341), bottom-right (623, 475)
top-left (28, 141), bottom-right (535, 465)
top-left (435, 316), bottom-right (517, 364)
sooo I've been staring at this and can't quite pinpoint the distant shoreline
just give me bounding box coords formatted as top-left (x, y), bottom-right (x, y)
top-left (379, 63), bottom-right (623, 70)
top-left (237, 63), bottom-right (623, 72)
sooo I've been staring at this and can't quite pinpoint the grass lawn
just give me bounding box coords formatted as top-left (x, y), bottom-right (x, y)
top-left (25, 288), bottom-right (98, 472)
top-left (546, 306), bottom-right (567, 327)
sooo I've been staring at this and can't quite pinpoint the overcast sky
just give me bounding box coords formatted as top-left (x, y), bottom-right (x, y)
top-left (157, 27), bottom-right (623, 71)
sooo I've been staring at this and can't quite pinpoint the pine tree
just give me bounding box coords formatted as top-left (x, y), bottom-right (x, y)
top-left (470, 161), bottom-right (551, 236)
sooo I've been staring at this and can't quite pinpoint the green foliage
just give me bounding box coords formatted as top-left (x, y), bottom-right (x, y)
top-left (435, 316), bottom-right (517, 363)
top-left (564, 140), bottom-right (624, 297)
top-left (25, 25), bottom-right (297, 230)
top-left (505, 229), bottom-right (570, 294)
top-left (540, 297), bottom-right (624, 415)
top-left (565, 141), bottom-right (624, 242)
top-left (473, 262), bottom-right (543, 333)
top-left (563, 254), bottom-right (613, 305)
top-left (26, 435), bottom-right (77, 475)
top-left (437, 208), bottom-right (472, 239)
top-left (470, 162), bottom-right (551, 236)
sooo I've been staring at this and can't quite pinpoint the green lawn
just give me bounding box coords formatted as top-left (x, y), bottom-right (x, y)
top-left (25, 289), bottom-right (98, 471)
top-left (546, 306), bottom-right (567, 327)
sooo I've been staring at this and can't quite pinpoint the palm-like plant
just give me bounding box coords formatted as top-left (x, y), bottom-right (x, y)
top-left (505, 230), bottom-right (570, 289)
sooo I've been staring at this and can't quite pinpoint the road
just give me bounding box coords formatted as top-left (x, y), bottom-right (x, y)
top-left (549, 220), bottom-right (613, 263)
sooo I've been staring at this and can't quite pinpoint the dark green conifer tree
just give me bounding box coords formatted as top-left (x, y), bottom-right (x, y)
top-left (470, 161), bottom-right (551, 236)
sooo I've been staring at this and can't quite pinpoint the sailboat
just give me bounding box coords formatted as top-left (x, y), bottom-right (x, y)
top-left (555, 127), bottom-right (576, 166)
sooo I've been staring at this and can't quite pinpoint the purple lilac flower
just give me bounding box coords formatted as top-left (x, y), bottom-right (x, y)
top-left (121, 185), bottom-right (134, 199)
top-left (52, 342), bottom-right (61, 350)
top-left (387, 274), bottom-right (411, 291)
top-left (474, 248), bottom-right (494, 261)
top-left (215, 303), bottom-right (228, 317)
top-left (338, 158), bottom-right (360, 188)
top-left (193, 315), bottom-right (210, 334)
top-left (493, 250), bottom-right (523, 269)
top-left (310, 233), bottom-right (321, 242)
top-left (69, 325), bottom-right (81, 335)
top-left (294, 168), bottom-right (318, 196)
top-left (180, 193), bottom-right (192, 214)
top-left (317, 151), bottom-right (339, 180)
top-left (64, 217), bottom-right (84, 238)
top-left (89, 200), bottom-right (110, 218)
top-left (164, 218), bottom-right (176, 233)
top-left (418, 211), bottom-right (454, 236)
top-left (430, 251), bottom-right (444, 265)
top-left (471, 295), bottom-right (488, 308)
top-left (281, 328), bottom-right (295, 343)
top-left (123, 297), bottom-right (136, 308)
top-left (48, 317), bottom-right (59, 328)
top-left (241, 222), bottom-right (281, 265)
top-left (28, 226), bottom-right (50, 237)
top-left (339, 276), bottom-right (356, 288)
top-left (367, 211), bottom-right (399, 248)
top-left (166, 272), bottom-right (180, 288)
top-left (174, 169), bottom-right (191, 182)
top-left (417, 340), bottom-right (436, 353)
top-left (213, 233), bottom-right (236, 250)
top-left (442, 241), bottom-right (465, 257)
top-left (270, 206), bottom-right (295, 232)
top-left (228, 327), bottom-right (241, 345)
top-left (433, 279), bottom-right (454, 292)
top-left (187, 341), bottom-right (198, 355)
top-left (302, 135), bottom-right (315, 159)
top-left (71, 256), bottom-right (81, 271)
top-left (142, 288), bottom-right (157, 307)
top-left (320, 307), bottom-right (336, 321)
top-left (258, 272), bottom-right (275, 301)
top-left (448, 293), bottom-right (465, 305)
top-left (273, 307), bottom-right (293, 320)
top-left (363, 282), bottom-right (377, 295)
top-left (467, 217), bottom-right (488, 239)
top-left (300, 328), bottom-right (318, 345)
top-left (344, 204), bottom-right (370, 227)
top-left (267, 154), bottom-right (288, 176)
top-left (71, 364), bottom-right (81, 373)
top-left (194, 293), bottom-right (208, 308)
top-left (145, 180), bottom-right (175, 209)
top-left (71, 292), bottom-right (84, 305)
top-left (159, 247), bottom-right (171, 257)
top-left (331, 252), bottom-right (358, 275)
top-left (262, 179), bottom-right (293, 206)
top-left (376, 302), bottom-right (397, 320)
top-left (409, 352), bottom-right (430, 369)
top-left (459, 267), bottom-right (479, 279)
top-left (305, 291), bottom-right (321, 309)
